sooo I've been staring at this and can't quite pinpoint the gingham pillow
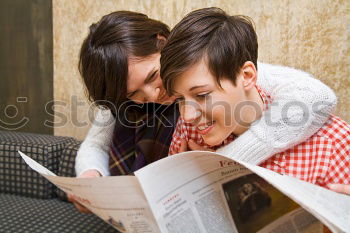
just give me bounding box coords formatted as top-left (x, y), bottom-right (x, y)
top-left (0, 193), bottom-right (119, 233)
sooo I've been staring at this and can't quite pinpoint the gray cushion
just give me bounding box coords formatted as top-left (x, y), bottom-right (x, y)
top-left (0, 193), bottom-right (119, 233)
top-left (0, 130), bottom-right (75, 199)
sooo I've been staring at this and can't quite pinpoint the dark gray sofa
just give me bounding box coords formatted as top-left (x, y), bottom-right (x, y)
top-left (0, 130), bottom-right (118, 233)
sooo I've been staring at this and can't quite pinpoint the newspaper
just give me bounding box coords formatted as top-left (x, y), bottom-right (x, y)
top-left (18, 150), bottom-right (350, 233)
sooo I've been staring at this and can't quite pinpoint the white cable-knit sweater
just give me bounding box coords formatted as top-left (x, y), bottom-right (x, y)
top-left (75, 63), bottom-right (337, 176)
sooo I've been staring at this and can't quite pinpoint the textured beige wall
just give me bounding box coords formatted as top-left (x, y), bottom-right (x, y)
top-left (53, 0), bottom-right (350, 140)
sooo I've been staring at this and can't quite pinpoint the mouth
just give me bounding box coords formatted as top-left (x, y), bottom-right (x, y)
top-left (197, 121), bottom-right (215, 135)
top-left (157, 90), bottom-right (173, 104)
top-left (158, 90), bottom-right (167, 100)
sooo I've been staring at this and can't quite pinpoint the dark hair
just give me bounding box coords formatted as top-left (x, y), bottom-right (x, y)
top-left (160, 7), bottom-right (258, 95)
top-left (79, 11), bottom-right (170, 112)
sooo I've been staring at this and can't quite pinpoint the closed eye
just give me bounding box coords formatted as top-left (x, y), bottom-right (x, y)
top-left (127, 70), bottom-right (158, 98)
top-left (127, 91), bottom-right (137, 98)
top-left (196, 92), bottom-right (211, 99)
top-left (145, 70), bottom-right (158, 84)
top-left (126, 91), bottom-right (136, 99)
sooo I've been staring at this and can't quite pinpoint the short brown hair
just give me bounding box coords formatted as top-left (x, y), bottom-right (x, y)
top-left (79, 11), bottom-right (170, 112)
top-left (160, 7), bottom-right (258, 95)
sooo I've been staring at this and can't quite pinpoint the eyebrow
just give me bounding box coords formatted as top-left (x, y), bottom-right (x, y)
top-left (189, 85), bottom-right (208, 91)
top-left (172, 84), bottom-right (209, 96)
top-left (127, 67), bottom-right (157, 97)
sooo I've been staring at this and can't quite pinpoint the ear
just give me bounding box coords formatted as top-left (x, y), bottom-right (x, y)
top-left (240, 61), bottom-right (257, 91)
top-left (157, 34), bottom-right (166, 41)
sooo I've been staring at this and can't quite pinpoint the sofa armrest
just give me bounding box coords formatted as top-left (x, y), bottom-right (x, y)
top-left (58, 140), bottom-right (81, 177)
top-left (0, 130), bottom-right (76, 199)
top-left (55, 140), bottom-right (81, 200)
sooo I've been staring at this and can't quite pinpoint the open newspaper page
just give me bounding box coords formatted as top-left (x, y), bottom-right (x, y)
top-left (18, 151), bottom-right (160, 233)
top-left (241, 161), bottom-right (350, 232)
top-left (135, 151), bottom-right (325, 233)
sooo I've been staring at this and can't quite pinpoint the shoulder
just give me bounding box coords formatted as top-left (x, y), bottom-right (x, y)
top-left (286, 115), bottom-right (350, 157)
top-left (316, 115), bottom-right (350, 144)
top-left (257, 62), bottom-right (313, 79)
top-left (315, 115), bottom-right (350, 184)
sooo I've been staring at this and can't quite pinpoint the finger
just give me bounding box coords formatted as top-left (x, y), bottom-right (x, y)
top-left (178, 139), bottom-right (188, 153)
top-left (79, 169), bottom-right (101, 178)
top-left (67, 193), bottom-right (78, 203)
top-left (328, 184), bottom-right (350, 195)
top-left (188, 140), bottom-right (213, 151)
top-left (67, 194), bottom-right (74, 203)
top-left (73, 202), bottom-right (91, 214)
top-left (68, 194), bottom-right (92, 213)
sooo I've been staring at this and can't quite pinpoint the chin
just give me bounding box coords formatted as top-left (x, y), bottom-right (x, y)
top-left (202, 135), bottom-right (226, 147)
top-left (159, 97), bottom-right (175, 105)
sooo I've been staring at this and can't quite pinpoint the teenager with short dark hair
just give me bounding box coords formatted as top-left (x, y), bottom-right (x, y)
top-left (162, 7), bottom-right (349, 187)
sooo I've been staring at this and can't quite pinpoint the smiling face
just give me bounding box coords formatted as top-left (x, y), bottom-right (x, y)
top-left (172, 59), bottom-right (263, 146)
top-left (242, 183), bottom-right (254, 194)
top-left (126, 53), bottom-right (175, 105)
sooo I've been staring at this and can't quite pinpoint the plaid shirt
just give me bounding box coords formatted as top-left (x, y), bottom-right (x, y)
top-left (169, 86), bottom-right (350, 187)
top-left (109, 103), bottom-right (179, 175)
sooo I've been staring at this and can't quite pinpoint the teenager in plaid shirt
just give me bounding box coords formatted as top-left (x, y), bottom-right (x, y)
top-left (160, 8), bottom-right (350, 188)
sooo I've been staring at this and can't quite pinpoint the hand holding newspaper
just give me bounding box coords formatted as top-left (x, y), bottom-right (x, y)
top-left (18, 151), bottom-right (350, 233)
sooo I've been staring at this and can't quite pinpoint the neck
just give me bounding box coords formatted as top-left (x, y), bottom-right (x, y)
top-left (233, 86), bottom-right (264, 135)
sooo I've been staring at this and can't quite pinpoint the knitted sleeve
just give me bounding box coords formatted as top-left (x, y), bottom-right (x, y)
top-left (75, 109), bottom-right (115, 176)
top-left (216, 63), bottom-right (337, 165)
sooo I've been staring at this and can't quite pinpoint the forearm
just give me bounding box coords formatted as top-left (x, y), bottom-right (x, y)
top-left (75, 109), bottom-right (115, 176)
top-left (76, 146), bottom-right (111, 176)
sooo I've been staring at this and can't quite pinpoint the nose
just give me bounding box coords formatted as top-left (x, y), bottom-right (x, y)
top-left (181, 101), bottom-right (201, 123)
top-left (143, 85), bottom-right (160, 103)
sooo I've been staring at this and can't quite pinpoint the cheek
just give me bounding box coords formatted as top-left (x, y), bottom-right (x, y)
top-left (210, 106), bottom-right (227, 123)
top-left (204, 96), bottom-right (237, 127)
top-left (129, 92), bottom-right (146, 104)
top-left (211, 108), bottom-right (236, 132)
top-left (154, 75), bottom-right (163, 88)
top-left (178, 102), bottom-right (185, 116)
